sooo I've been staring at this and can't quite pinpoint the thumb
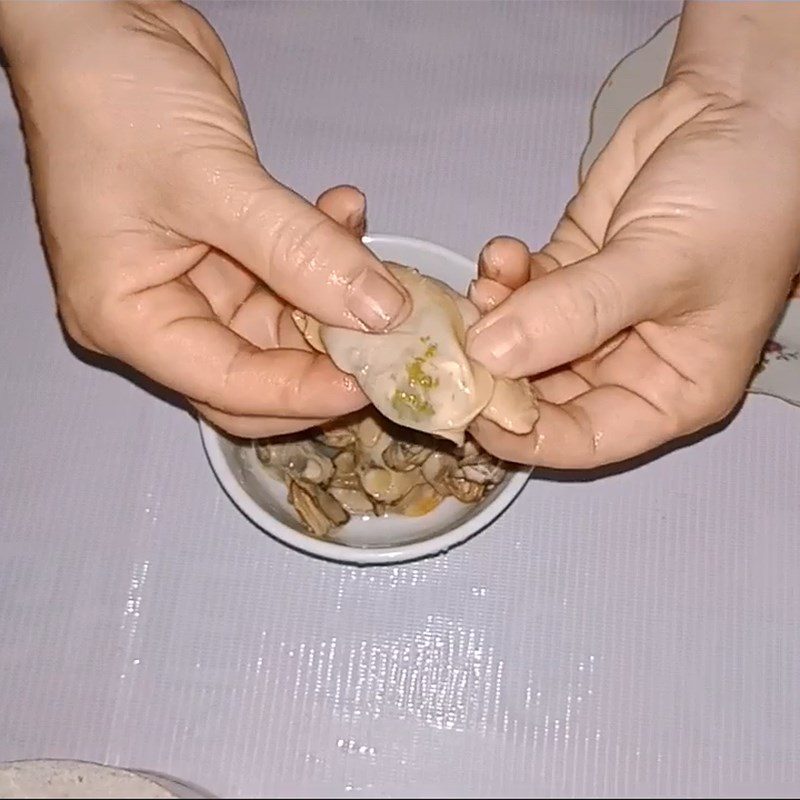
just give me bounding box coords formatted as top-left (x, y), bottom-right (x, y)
top-left (188, 154), bottom-right (410, 331)
top-left (465, 238), bottom-right (673, 377)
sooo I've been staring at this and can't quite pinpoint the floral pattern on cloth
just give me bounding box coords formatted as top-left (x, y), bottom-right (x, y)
top-left (754, 339), bottom-right (800, 377)
top-left (750, 297), bottom-right (800, 406)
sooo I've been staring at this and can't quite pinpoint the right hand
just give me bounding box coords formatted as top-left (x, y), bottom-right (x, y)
top-left (466, 67), bottom-right (800, 469)
top-left (0, 0), bottom-right (410, 438)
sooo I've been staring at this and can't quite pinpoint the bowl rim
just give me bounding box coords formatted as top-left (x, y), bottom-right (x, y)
top-left (198, 233), bottom-right (532, 565)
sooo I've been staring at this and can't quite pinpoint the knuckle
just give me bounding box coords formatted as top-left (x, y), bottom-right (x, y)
top-left (269, 211), bottom-right (339, 281)
top-left (273, 355), bottom-right (314, 409)
top-left (576, 285), bottom-right (603, 351)
top-left (206, 347), bottom-right (250, 413)
top-left (56, 294), bottom-right (83, 337)
top-left (87, 291), bottom-right (127, 351)
top-left (659, 406), bottom-right (692, 446)
top-left (566, 267), bottom-right (627, 349)
top-left (59, 309), bottom-right (94, 352)
top-left (704, 391), bottom-right (741, 428)
top-left (57, 289), bottom-right (105, 353)
top-left (683, 377), bottom-right (743, 432)
top-left (71, 288), bottom-right (137, 361)
top-left (232, 187), bottom-right (307, 277)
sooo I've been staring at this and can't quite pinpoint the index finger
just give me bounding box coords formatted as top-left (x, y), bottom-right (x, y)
top-left (161, 319), bottom-right (367, 417)
top-left (110, 285), bottom-right (367, 419)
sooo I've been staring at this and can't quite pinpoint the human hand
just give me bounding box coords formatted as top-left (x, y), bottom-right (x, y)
top-left (0, 0), bottom-right (409, 437)
top-left (466, 2), bottom-right (800, 468)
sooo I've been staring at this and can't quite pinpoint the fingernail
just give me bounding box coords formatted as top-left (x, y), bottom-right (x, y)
top-left (468, 279), bottom-right (497, 312)
top-left (346, 209), bottom-right (366, 238)
top-left (347, 269), bottom-right (408, 330)
top-left (468, 315), bottom-right (526, 372)
top-left (478, 242), bottom-right (497, 279)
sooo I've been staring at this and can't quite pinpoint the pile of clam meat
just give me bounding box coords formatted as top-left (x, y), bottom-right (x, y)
top-left (254, 411), bottom-right (506, 538)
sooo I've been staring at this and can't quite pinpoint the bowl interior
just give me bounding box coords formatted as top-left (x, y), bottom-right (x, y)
top-left (204, 234), bottom-right (530, 557)
top-left (217, 435), bottom-right (522, 549)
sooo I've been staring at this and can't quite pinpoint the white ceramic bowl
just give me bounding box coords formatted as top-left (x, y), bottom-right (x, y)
top-left (199, 234), bottom-right (532, 565)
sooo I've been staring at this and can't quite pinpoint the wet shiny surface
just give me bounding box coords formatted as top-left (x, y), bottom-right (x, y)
top-left (2, 1), bottom-right (799, 797)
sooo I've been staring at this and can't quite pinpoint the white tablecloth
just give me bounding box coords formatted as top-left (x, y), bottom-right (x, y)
top-left (2, 2), bottom-right (799, 797)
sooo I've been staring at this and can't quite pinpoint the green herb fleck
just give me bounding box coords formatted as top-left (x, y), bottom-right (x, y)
top-left (392, 389), bottom-right (434, 420)
top-left (392, 341), bottom-right (439, 421)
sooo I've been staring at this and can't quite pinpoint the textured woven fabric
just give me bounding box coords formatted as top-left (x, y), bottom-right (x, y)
top-left (2, 2), bottom-right (798, 797)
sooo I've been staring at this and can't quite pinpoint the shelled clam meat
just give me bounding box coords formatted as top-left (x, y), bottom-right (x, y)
top-left (254, 412), bottom-right (507, 538)
top-left (293, 262), bottom-right (539, 446)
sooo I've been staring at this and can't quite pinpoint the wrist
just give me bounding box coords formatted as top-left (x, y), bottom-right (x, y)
top-left (668, 2), bottom-right (800, 130)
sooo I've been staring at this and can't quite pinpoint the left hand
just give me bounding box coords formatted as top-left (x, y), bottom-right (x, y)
top-left (0, 1), bottom-right (408, 440)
